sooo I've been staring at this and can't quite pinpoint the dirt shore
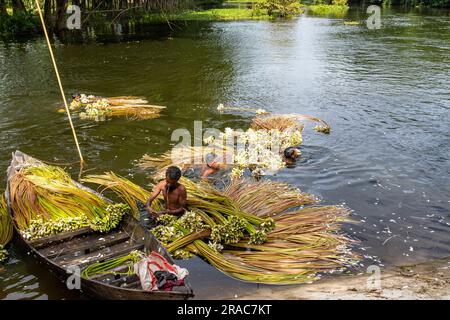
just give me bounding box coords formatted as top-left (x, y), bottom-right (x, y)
top-left (236, 257), bottom-right (450, 300)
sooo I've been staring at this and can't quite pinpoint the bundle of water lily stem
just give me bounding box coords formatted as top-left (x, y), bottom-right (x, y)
top-left (0, 194), bottom-right (13, 262)
top-left (59, 94), bottom-right (166, 121)
top-left (138, 113), bottom-right (331, 179)
top-left (7, 163), bottom-right (131, 241)
top-left (82, 172), bottom-right (359, 285)
top-left (217, 103), bottom-right (331, 134)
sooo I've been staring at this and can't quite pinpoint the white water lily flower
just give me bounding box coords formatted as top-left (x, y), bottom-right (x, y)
top-left (224, 127), bottom-right (234, 137)
top-left (203, 135), bottom-right (215, 145)
top-left (231, 167), bottom-right (244, 179)
top-left (255, 108), bottom-right (268, 115)
top-left (217, 104), bottom-right (225, 112)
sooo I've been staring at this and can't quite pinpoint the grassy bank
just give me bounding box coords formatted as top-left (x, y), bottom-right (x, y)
top-left (139, 8), bottom-right (272, 23)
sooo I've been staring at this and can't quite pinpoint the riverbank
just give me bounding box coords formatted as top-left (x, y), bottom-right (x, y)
top-left (0, 5), bottom-right (354, 36)
top-left (237, 257), bottom-right (450, 299)
top-left (138, 5), bottom-right (351, 23)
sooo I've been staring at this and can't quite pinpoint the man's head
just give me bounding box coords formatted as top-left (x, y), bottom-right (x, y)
top-left (205, 153), bottom-right (221, 170)
top-left (284, 147), bottom-right (301, 160)
top-left (71, 93), bottom-right (81, 101)
top-left (166, 166), bottom-right (182, 187)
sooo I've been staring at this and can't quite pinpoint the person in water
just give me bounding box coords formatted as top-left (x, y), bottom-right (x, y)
top-left (145, 166), bottom-right (187, 218)
top-left (200, 153), bottom-right (223, 179)
top-left (283, 147), bottom-right (301, 166)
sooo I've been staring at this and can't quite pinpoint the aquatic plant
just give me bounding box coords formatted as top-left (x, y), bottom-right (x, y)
top-left (138, 145), bottom-right (231, 181)
top-left (8, 164), bottom-right (129, 239)
top-left (82, 172), bottom-right (154, 217)
top-left (82, 250), bottom-right (144, 279)
top-left (252, 114), bottom-right (331, 134)
top-left (62, 94), bottom-right (165, 121)
top-left (82, 172), bottom-right (359, 284)
top-left (0, 194), bottom-right (13, 262)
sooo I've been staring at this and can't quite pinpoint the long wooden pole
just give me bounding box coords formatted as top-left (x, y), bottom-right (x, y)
top-left (34, 0), bottom-right (85, 166)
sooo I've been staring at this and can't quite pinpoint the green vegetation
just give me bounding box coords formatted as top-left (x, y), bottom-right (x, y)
top-left (0, 194), bottom-right (13, 262)
top-left (139, 8), bottom-right (271, 23)
top-left (307, 4), bottom-right (349, 16)
top-left (1, 0), bottom-right (449, 35)
top-left (256, 0), bottom-right (304, 17)
top-left (306, 0), bottom-right (349, 16)
top-left (0, 11), bottom-right (39, 35)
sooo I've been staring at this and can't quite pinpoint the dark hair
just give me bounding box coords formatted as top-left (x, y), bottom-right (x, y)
top-left (71, 93), bottom-right (81, 99)
top-left (284, 147), bottom-right (299, 159)
top-left (166, 166), bottom-right (181, 181)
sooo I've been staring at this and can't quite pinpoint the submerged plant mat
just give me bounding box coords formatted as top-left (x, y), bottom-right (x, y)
top-left (251, 114), bottom-right (331, 134)
top-left (82, 172), bottom-right (359, 285)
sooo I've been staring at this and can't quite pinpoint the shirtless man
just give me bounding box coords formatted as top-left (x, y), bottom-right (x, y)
top-left (145, 166), bottom-right (187, 218)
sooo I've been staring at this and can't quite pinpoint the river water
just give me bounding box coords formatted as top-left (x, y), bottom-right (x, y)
top-left (0, 6), bottom-right (449, 299)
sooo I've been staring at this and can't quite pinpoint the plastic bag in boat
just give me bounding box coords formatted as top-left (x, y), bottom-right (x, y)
top-left (134, 251), bottom-right (188, 291)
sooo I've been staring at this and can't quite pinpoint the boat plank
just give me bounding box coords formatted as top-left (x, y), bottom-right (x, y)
top-left (110, 274), bottom-right (140, 287)
top-left (54, 241), bottom-right (145, 270)
top-left (39, 230), bottom-right (130, 259)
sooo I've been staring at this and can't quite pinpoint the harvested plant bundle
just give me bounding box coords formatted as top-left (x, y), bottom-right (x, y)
top-left (203, 127), bottom-right (303, 177)
top-left (63, 94), bottom-right (165, 121)
top-left (81, 172), bottom-right (155, 217)
top-left (252, 114), bottom-right (331, 134)
top-left (8, 164), bottom-right (129, 239)
top-left (251, 115), bottom-right (304, 132)
top-left (138, 145), bottom-right (231, 180)
top-left (81, 172), bottom-right (359, 284)
top-left (223, 177), bottom-right (317, 217)
top-left (217, 104), bottom-right (269, 115)
top-left (82, 250), bottom-right (144, 279)
top-left (0, 194), bottom-right (13, 262)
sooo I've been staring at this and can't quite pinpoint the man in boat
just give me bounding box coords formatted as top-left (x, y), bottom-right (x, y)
top-left (282, 147), bottom-right (301, 166)
top-left (200, 153), bottom-right (223, 180)
top-left (145, 166), bottom-right (187, 218)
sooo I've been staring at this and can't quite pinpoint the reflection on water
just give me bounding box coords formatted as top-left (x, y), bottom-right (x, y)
top-left (0, 7), bottom-right (449, 299)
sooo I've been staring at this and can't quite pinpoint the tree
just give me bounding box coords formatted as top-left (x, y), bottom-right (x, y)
top-left (12, 0), bottom-right (27, 14)
top-left (44, 0), bottom-right (52, 25)
top-left (55, 0), bottom-right (68, 31)
top-left (0, 0), bottom-right (7, 16)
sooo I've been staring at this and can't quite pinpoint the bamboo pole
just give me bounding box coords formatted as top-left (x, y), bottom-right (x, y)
top-left (34, 0), bottom-right (85, 166)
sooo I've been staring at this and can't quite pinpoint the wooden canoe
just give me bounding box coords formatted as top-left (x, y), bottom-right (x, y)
top-left (4, 151), bottom-right (194, 300)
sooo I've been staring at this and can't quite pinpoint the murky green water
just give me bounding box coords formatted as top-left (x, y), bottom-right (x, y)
top-left (0, 6), bottom-right (449, 299)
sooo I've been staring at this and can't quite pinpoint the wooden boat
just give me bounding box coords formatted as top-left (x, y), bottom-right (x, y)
top-left (4, 151), bottom-right (194, 300)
